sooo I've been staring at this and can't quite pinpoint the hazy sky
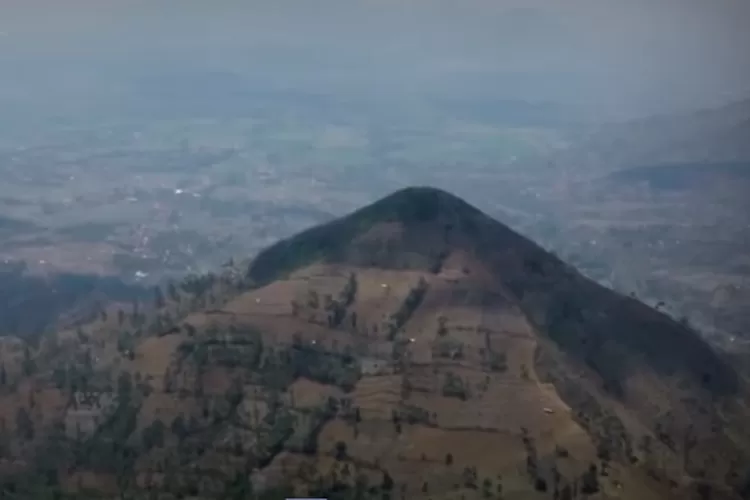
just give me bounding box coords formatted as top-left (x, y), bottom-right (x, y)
top-left (1, 0), bottom-right (749, 120)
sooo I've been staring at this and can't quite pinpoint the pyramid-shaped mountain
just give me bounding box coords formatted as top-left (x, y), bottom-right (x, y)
top-left (250, 186), bottom-right (736, 396)
top-left (2, 187), bottom-right (748, 499)
top-left (241, 187), bottom-right (747, 496)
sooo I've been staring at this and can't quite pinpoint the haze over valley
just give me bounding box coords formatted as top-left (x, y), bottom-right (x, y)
top-left (0, 1), bottom-right (749, 498)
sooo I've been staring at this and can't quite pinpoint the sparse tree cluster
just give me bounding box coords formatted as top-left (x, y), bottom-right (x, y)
top-left (442, 371), bottom-right (469, 400)
top-left (387, 278), bottom-right (428, 340)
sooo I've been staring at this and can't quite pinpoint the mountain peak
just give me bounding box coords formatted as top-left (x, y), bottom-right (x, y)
top-left (361, 186), bottom-right (483, 225)
top-left (247, 186), bottom-right (737, 400)
top-left (247, 186), bottom-right (504, 284)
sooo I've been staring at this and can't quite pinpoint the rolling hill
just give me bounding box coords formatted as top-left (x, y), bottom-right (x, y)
top-left (553, 98), bottom-right (750, 175)
top-left (1, 187), bottom-right (749, 499)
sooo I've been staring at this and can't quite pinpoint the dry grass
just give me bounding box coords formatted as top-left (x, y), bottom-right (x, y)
top-left (0, 224), bottom-right (741, 500)
top-left (288, 378), bottom-right (344, 409)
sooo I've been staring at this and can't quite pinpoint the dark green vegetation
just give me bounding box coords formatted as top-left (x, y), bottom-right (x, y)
top-left (248, 186), bottom-right (489, 284)
top-left (519, 260), bottom-right (738, 397)
top-left (0, 264), bottom-right (148, 340)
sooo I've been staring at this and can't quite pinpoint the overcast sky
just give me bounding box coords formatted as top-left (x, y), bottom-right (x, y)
top-left (1, 0), bottom-right (749, 120)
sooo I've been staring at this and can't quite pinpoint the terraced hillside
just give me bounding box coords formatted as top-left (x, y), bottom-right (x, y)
top-left (0, 187), bottom-right (748, 499)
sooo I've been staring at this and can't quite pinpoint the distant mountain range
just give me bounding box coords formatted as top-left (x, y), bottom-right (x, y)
top-left (554, 98), bottom-right (750, 174)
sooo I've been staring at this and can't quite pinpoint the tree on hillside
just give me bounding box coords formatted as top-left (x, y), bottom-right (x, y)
top-left (559, 484), bottom-right (572, 500)
top-left (16, 407), bottom-right (34, 441)
top-left (75, 327), bottom-right (88, 344)
top-left (184, 322), bottom-right (197, 337)
top-left (225, 377), bottom-right (244, 407)
top-left (117, 371), bottom-right (133, 401)
top-left (462, 467), bottom-right (478, 489)
top-left (163, 368), bottom-right (175, 393)
top-left (168, 282), bottom-right (179, 302)
top-left (22, 345), bottom-right (35, 376)
top-left (308, 290), bottom-right (320, 309)
top-left (170, 415), bottom-right (188, 441)
top-left (437, 316), bottom-right (448, 337)
top-left (0, 424), bottom-right (9, 458)
top-left (387, 278), bottom-right (429, 340)
top-left (580, 464), bottom-right (599, 494)
top-left (335, 441), bottom-right (348, 461)
top-left (142, 419), bottom-right (166, 449)
top-left (482, 478), bottom-right (492, 498)
top-left (154, 286), bottom-right (165, 309)
top-left (341, 273), bottom-right (358, 307)
top-left (534, 477), bottom-right (547, 492)
top-left (382, 471), bottom-right (394, 492)
top-left (131, 300), bottom-right (140, 320)
top-left (442, 372), bottom-right (468, 400)
top-left (117, 331), bottom-right (135, 356)
top-left (225, 471), bottom-right (253, 500)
